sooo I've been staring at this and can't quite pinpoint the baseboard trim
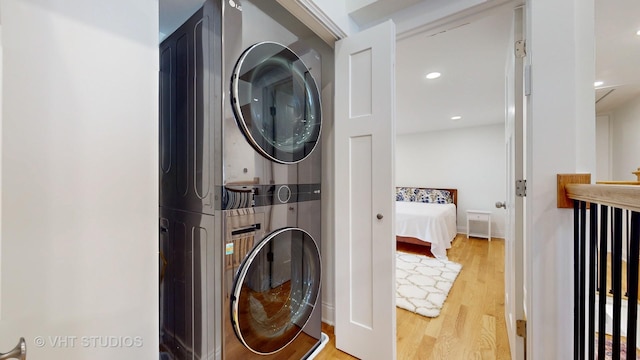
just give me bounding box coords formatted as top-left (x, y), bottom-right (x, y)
top-left (321, 301), bottom-right (335, 325)
top-left (457, 228), bottom-right (506, 239)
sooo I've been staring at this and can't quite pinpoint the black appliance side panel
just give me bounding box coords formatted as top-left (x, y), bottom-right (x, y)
top-left (160, 208), bottom-right (216, 359)
top-left (159, 3), bottom-right (222, 359)
top-left (160, 8), bottom-right (217, 214)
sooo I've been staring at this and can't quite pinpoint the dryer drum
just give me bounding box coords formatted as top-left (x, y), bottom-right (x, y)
top-left (231, 41), bottom-right (322, 164)
top-left (230, 227), bottom-right (322, 355)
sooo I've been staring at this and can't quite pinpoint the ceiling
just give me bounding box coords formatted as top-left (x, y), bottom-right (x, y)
top-left (384, 0), bottom-right (640, 134)
top-left (394, 6), bottom-right (513, 134)
top-left (159, 0), bottom-right (640, 135)
top-left (593, 0), bottom-right (640, 115)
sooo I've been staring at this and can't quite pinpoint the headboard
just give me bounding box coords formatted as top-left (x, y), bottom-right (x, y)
top-left (395, 187), bottom-right (458, 207)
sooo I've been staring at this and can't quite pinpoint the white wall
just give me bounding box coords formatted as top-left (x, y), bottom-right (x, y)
top-left (526, 0), bottom-right (595, 359)
top-left (0, 0), bottom-right (158, 358)
top-left (610, 94), bottom-right (640, 181)
top-left (595, 115), bottom-right (611, 181)
top-left (321, 84), bottom-right (336, 324)
top-left (396, 123), bottom-right (506, 237)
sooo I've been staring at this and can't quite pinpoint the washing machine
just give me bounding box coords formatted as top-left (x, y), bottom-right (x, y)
top-left (218, 0), bottom-right (325, 359)
top-left (221, 196), bottom-right (322, 359)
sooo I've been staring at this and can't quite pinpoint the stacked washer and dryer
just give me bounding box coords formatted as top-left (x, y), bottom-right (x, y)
top-left (159, 1), bottom-right (325, 359)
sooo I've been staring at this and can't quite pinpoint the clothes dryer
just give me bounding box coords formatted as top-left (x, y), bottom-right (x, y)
top-left (219, 0), bottom-right (323, 189)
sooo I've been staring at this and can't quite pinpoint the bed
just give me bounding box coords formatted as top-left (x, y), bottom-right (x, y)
top-left (395, 187), bottom-right (458, 259)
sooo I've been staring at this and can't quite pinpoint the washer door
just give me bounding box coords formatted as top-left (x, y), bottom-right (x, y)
top-left (230, 227), bottom-right (321, 355)
top-left (231, 41), bottom-right (322, 164)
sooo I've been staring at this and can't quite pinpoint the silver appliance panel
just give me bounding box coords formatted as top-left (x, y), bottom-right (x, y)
top-left (222, 183), bottom-right (321, 210)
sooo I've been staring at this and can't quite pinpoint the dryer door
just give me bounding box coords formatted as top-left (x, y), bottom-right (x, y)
top-left (230, 227), bottom-right (321, 355)
top-left (231, 41), bottom-right (322, 164)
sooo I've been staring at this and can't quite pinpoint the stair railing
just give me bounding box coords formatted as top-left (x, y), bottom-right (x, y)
top-left (566, 183), bottom-right (640, 360)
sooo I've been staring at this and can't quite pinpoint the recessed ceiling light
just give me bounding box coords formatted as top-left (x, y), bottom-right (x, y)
top-left (594, 81), bottom-right (604, 87)
top-left (426, 72), bottom-right (441, 80)
top-left (451, 116), bottom-right (462, 120)
top-left (636, 30), bottom-right (640, 36)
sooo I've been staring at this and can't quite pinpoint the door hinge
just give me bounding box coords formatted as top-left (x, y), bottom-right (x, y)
top-left (515, 40), bottom-right (526, 58)
top-left (516, 319), bottom-right (527, 338)
top-left (516, 179), bottom-right (527, 197)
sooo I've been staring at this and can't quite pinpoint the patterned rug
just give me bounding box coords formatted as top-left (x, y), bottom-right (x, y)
top-left (396, 252), bottom-right (462, 317)
top-left (595, 334), bottom-right (640, 360)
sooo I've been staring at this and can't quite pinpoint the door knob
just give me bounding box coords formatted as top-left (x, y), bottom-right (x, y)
top-left (376, 213), bottom-right (384, 220)
top-left (495, 201), bottom-right (506, 209)
top-left (0, 337), bottom-right (26, 360)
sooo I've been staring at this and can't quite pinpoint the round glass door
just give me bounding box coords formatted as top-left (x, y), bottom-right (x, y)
top-left (230, 227), bottom-right (321, 355)
top-left (231, 41), bottom-right (322, 164)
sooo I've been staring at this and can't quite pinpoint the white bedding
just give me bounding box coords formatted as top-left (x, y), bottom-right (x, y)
top-left (395, 201), bottom-right (457, 259)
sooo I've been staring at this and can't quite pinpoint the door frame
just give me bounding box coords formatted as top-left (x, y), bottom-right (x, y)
top-left (504, 5), bottom-right (527, 360)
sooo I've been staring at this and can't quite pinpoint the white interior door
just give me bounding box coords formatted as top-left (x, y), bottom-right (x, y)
top-left (503, 5), bottom-right (526, 360)
top-left (334, 20), bottom-right (396, 360)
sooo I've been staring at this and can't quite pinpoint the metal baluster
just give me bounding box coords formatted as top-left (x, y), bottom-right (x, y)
top-left (596, 214), bottom-right (599, 294)
top-left (612, 207), bottom-right (623, 360)
top-left (598, 205), bottom-right (609, 360)
top-left (574, 200), bottom-right (581, 360)
top-left (588, 202), bottom-right (597, 360)
top-left (626, 211), bottom-right (640, 358)
top-left (579, 201), bottom-right (587, 360)
top-left (626, 210), bottom-right (631, 297)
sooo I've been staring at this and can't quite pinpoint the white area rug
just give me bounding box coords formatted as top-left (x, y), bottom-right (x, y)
top-left (396, 252), bottom-right (462, 318)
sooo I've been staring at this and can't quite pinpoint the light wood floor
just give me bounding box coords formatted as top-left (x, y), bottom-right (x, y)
top-left (315, 234), bottom-right (511, 360)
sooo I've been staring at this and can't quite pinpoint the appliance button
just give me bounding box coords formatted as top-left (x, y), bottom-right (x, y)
top-left (277, 185), bottom-right (292, 203)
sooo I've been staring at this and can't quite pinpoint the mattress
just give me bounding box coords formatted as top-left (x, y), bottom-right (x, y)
top-left (396, 201), bottom-right (457, 259)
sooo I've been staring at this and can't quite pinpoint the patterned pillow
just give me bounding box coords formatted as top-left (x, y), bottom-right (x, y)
top-left (395, 187), bottom-right (453, 204)
top-left (395, 187), bottom-right (411, 201)
top-left (432, 189), bottom-right (453, 204)
top-left (414, 188), bottom-right (436, 203)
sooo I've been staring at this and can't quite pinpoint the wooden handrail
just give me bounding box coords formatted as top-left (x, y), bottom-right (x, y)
top-left (596, 167), bottom-right (640, 185)
top-left (565, 184), bottom-right (640, 212)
